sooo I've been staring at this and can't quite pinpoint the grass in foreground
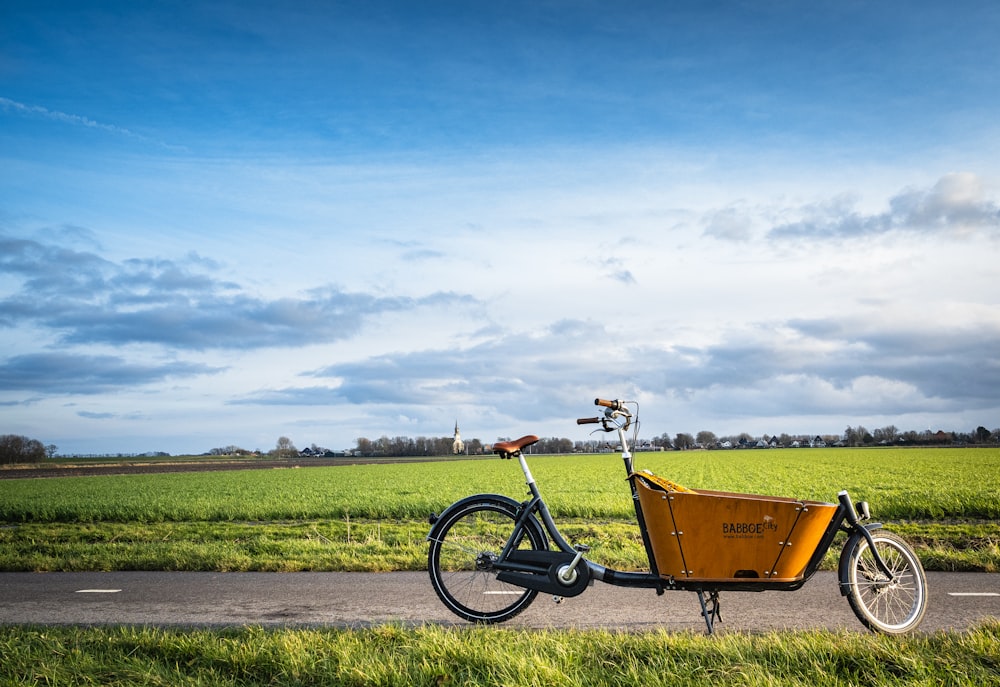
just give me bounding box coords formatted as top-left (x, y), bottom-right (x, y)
top-left (1, 622), bottom-right (998, 687)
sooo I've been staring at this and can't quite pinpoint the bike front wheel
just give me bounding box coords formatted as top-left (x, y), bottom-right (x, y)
top-left (428, 497), bottom-right (546, 623)
top-left (842, 530), bottom-right (928, 634)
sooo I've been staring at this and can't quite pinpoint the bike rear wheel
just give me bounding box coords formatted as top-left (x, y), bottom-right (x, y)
top-left (842, 530), bottom-right (927, 634)
top-left (428, 497), bottom-right (546, 623)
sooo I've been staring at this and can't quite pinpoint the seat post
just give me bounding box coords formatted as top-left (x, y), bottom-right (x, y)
top-left (516, 452), bottom-right (541, 498)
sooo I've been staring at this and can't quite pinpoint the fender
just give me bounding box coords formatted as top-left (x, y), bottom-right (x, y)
top-left (837, 521), bottom-right (883, 596)
top-left (427, 493), bottom-right (548, 549)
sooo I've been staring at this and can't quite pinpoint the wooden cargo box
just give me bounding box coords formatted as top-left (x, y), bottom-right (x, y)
top-left (632, 473), bottom-right (837, 583)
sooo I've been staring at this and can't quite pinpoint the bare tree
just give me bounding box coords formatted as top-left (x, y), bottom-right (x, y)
top-left (274, 436), bottom-right (297, 458)
top-left (696, 431), bottom-right (717, 447)
top-left (674, 433), bottom-right (695, 450)
top-left (0, 435), bottom-right (45, 464)
top-left (652, 433), bottom-right (673, 449)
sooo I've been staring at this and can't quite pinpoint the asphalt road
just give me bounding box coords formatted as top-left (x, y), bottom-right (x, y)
top-left (1, 571), bottom-right (997, 633)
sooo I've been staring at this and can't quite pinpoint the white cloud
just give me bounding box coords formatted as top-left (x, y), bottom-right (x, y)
top-left (767, 172), bottom-right (1000, 240)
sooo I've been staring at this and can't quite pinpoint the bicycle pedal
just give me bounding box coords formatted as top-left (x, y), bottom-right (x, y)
top-left (574, 544), bottom-right (591, 553)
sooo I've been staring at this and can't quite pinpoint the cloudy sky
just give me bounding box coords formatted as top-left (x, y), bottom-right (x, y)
top-left (2, 1), bottom-right (999, 455)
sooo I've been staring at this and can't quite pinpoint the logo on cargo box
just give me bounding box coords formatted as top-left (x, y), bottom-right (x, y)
top-left (722, 514), bottom-right (779, 539)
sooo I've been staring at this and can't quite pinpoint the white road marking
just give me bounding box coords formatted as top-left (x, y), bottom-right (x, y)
top-left (947, 592), bottom-right (998, 597)
top-left (75, 589), bottom-right (122, 593)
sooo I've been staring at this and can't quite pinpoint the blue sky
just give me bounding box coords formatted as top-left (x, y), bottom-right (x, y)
top-left (2, 0), bottom-right (999, 455)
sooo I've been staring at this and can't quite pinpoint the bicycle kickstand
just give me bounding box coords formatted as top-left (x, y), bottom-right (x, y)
top-left (697, 590), bottom-right (722, 634)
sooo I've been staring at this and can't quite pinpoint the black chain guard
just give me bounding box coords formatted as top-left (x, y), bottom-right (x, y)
top-left (495, 550), bottom-right (590, 597)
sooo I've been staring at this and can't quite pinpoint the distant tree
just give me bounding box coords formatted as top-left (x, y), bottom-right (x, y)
top-left (844, 425), bottom-right (871, 447)
top-left (975, 426), bottom-right (991, 444)
top-left (273, 436), bottom-right (297, 458)
top-left (45, 444), bottom-right (58, 459)
top-left (209, 445), bottom-right (249, 456)
top-left (0, 435), bottom-right (46, 464)
top-left (534, 437), bottom-right (574, 454)
top-left (696, 431), bottom-right (717, 447)
top-left (674, 433), bottom-right (695, 450)
top-left (652, 433), bottom-right (673, 449)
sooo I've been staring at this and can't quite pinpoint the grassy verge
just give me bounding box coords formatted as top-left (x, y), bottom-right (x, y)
top-left (2, 622), bottom-right (998, 686)
top-left (2, 518), bottom-right (996, 573)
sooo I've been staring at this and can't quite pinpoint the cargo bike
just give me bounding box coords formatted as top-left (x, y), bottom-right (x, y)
top-left (427, 398), bottom-right (927, 633)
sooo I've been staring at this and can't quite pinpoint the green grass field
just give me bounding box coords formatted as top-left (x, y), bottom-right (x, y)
top-left (3, 622), bottom-right (998, 686)
top-left (1, 448), bottom-right (998, 572)
top-left (4, 447), bottom-right (999, 521)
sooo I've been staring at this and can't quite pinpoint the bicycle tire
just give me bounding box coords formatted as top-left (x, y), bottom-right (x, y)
top-left (841, 530), bottom-right (928, 634)
top-left (428, 497), bottom-right (546, 623)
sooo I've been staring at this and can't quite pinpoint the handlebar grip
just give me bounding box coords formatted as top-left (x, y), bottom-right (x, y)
top-left (594, 398), bottom-right (621, 410)
top-left (577, 417), bottom-right (600, 425)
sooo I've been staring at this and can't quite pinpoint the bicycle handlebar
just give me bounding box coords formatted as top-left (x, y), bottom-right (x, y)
top-left (579, 397), bottom-right (634, 433)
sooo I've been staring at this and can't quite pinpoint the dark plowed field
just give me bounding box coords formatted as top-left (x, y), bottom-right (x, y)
top-left (0, 455), bottom-right (478, 480)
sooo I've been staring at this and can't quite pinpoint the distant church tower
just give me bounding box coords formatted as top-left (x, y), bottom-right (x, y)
top-left (453, 421), bottom-right (465, 455)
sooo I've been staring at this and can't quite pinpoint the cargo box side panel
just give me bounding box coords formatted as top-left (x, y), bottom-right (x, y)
top-left (668, 490), bottom-right (803, 581)
top-left (633, 478), bottom-right (687, 578)
top-left (768, 501), bottom-right (839, 580)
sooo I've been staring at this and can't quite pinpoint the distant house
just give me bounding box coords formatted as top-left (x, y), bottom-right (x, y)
top-left (812, 436), bottom-right (827, 448)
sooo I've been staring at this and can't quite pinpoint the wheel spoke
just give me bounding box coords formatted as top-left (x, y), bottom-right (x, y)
top-left (430, 537), bottom-right (486, 561)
